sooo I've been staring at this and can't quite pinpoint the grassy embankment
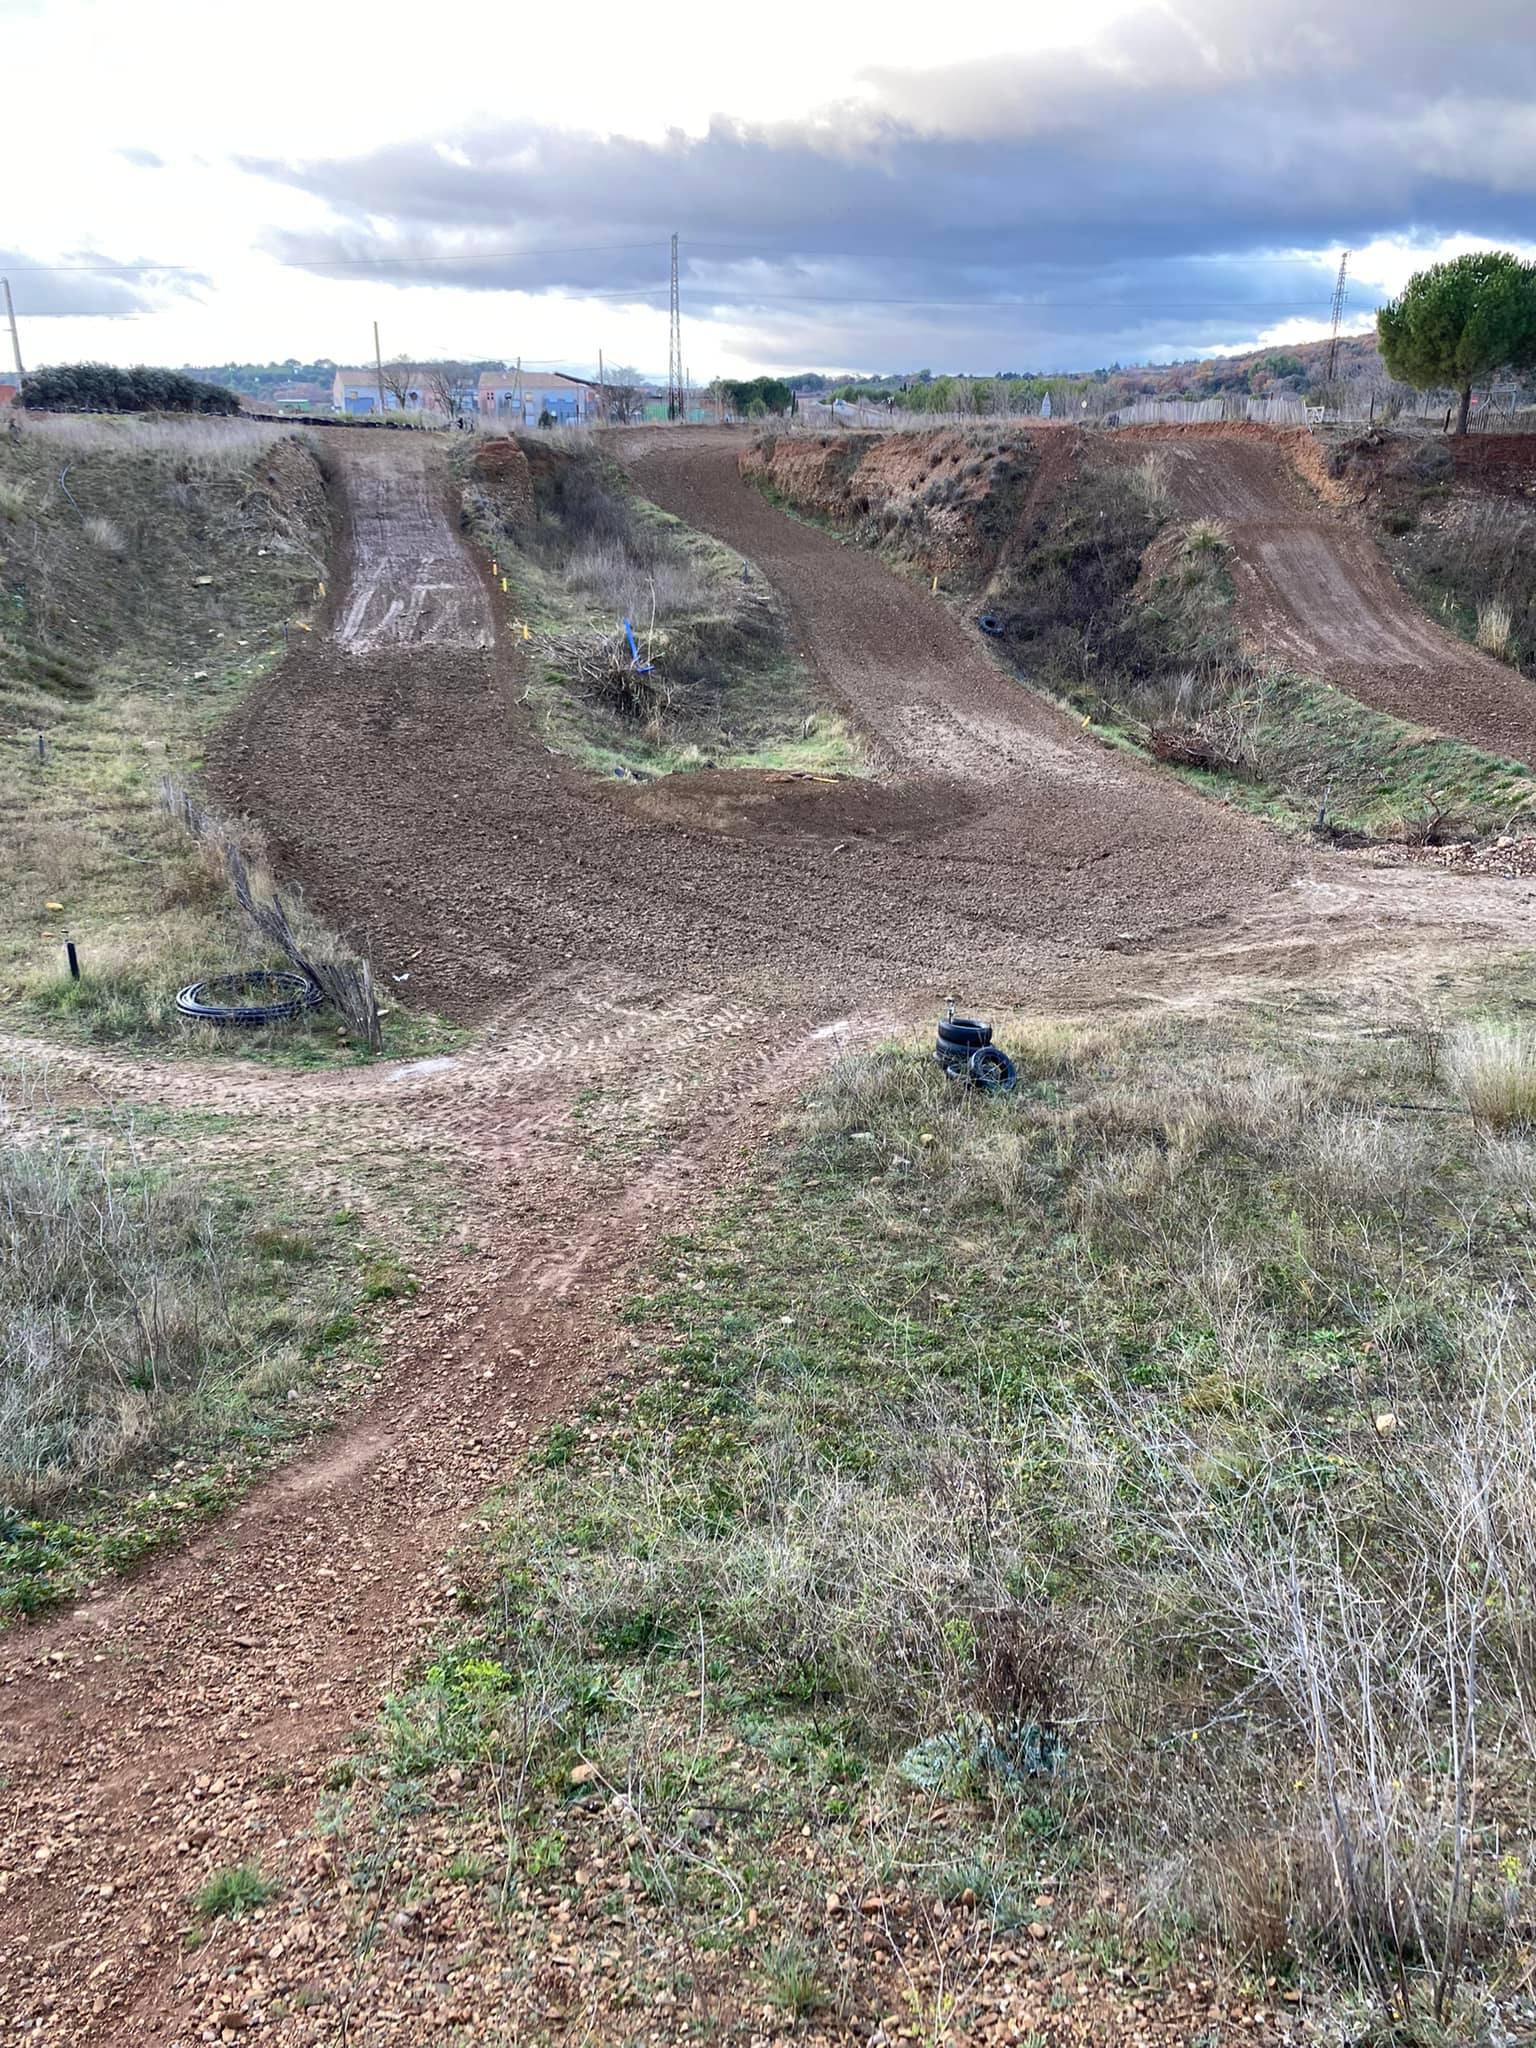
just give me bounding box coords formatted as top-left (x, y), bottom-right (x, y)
top-left (749, 429), bottom-right (1534, 845)
top-left (458, 433), bottom-right (861, 780)
top-left (0, 416), bottom-right (459, 1614)
top-left (295, 969), bottom-right (1536, 2044)
top-left (0, 412), bottom-right (454, 1058)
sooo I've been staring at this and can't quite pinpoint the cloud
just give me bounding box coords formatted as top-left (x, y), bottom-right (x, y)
top-left (239, 0), bottom-right (1536, 369)
top-left (0, 251), bottom-right (207, 320)
top-left (117, 146), bottom-right (164, 170)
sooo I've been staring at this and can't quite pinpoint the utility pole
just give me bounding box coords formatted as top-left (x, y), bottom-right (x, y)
top-left (598, 348), bottom-right (605, 425)
top-left (373, 320), bottom-right (386, 415)
top-left (3, 278), bottom-right (23, 380)
top-left (1325, 250), bottom-right (1350, 389)
top-left (667, 233), bottom-right (684, 423)
top-left (514, 355), bottom-right (522, 423)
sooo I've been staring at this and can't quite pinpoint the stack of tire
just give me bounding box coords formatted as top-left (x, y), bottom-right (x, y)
top-left (934, 1013), bottom-right (1018, 1093)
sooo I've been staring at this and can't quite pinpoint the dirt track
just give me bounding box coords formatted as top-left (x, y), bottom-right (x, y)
top-left (4, 429), bottom-right (1535, 2046)
top-left (331, 437), bottom-right (493, 655)
top-left (1147, 429), bottom-right (1536, 764)
top-left (205, 431), bottom-right (1299, 1022)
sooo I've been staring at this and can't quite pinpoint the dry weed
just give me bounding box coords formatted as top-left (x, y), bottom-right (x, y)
top-left (1476, 599), bottom-right (1514, 659)
top-left (1450, 1020), bottom-right (1536, 1132)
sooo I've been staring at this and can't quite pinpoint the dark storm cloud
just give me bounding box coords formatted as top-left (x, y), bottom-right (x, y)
top-left (240, 0), bottom-right (1536, 368)
top-left (0, 250), bottom-right (201, 319)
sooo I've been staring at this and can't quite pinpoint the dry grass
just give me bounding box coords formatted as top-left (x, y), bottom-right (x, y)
top-left (1449, 1018), bottom-right (1536, 1132)
top-left (0, 1066), bottom-right (364, 1521)
top-left (561, 540), bottom-right (710, 622)
top-left (1476, 598), bottom-right (1514, 658)
top-left (368, 988), bottom-right (1536, 2039)
top-left (1, 1104), bottom-right (219, 1509)
top-left (12, 412), bottom-right (293, 462)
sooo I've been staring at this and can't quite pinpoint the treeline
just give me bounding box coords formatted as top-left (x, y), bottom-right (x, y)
top-left (21, 363), bottom-right (243, 414)
top-left (183, 359), bottom-right (338, 397)
top-left (718, 376), bottom-right (795, 417)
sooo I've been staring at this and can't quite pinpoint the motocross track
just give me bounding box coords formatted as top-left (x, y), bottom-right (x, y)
top-left (3, 428), bottom-right (1534, 2047)
top-left (1141, 426), bottom-right (1536, 766)
top-left (200, 434), bottom-right (1306, 1020)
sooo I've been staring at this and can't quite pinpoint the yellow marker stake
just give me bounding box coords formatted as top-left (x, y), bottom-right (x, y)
top-left (501, 576), bottom-right (509, 594)
top-left (931, 574), bottom-right (939, 592)
top-left (492, 560), bottom-right (499, 576)
top-left (522, 623), bottom-right (530, 642)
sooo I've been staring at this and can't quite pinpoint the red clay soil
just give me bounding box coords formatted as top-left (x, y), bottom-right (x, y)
top-left (1125, 425), bottom-right (1536, 765)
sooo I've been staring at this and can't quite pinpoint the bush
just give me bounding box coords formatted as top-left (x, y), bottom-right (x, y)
top-left (21, 362), bottom-right (242, 415)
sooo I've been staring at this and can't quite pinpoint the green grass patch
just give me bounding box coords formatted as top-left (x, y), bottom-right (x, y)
top-left (194, 1863), bottom-right (279, 1918)
top-left (328, 967), bottom-right (1536, 2038)
top-left (459, 437), bottom-right (862, 781)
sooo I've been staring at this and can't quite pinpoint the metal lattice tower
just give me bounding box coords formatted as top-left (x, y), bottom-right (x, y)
top-left (666, 233), bottom-right (685, 422)
top-left (1326, 250), bottom-right (1350, 386)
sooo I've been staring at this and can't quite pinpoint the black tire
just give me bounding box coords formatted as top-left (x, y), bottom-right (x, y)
top-left (968, 1046), bottom-right (1018, 1093)
top-left (938, 1017), bottom-right (991, 1049)
top-left (175, 970), bottom-right (324, 1026)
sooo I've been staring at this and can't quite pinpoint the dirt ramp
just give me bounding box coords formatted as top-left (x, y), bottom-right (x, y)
top-left (1143, 428), bottom-right (1536, 768)
top-left (329, 436), bottom-right (492, 654)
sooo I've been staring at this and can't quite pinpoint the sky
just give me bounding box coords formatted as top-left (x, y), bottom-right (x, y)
top-left (3, 0), bottom-right (1535, 382)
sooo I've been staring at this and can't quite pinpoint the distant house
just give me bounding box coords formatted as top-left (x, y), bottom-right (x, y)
top-left (0, 379), bottom-right (18, 409)
top-left (478, 370), bottom-right (595, 424)
top-left (332, 367), bottom-right (424, 416)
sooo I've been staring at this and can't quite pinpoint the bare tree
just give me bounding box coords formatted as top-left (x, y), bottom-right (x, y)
top-left (425, 361), bottom-right (477, 422)
top-left (379, 357), bottom-right (420, 414)
top-left (602, 365), bottom-right (647, 424)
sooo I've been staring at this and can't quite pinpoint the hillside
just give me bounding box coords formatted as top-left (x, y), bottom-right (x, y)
top-left (804, 332), bottom-right (1386, 413)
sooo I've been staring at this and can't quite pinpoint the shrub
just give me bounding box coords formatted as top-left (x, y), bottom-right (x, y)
top-left (1182, 517), bottom-right (1231, 556)
top-left (21, 362), bottom-right (242, 415)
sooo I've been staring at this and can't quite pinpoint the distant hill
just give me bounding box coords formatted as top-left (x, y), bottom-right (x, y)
top-left (1126, 332), bottom-right (1381, 400)
top-left (787, 332), bottom-right (1387, 412)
